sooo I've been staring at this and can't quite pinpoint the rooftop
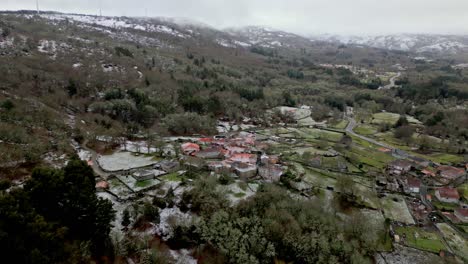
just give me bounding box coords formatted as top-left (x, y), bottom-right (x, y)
top-left (436, 187), bottom-right (460, 200)
top-left (389, 159), bottom-right (413, 168)
top-left (407, 177), bottom-right (421, 188)
top-left (437, 166), bottom-right (465, 179)
top-left (455, 208), bottom-right (468, 217)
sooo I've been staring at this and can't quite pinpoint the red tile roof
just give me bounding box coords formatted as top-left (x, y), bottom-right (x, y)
top-left (181, 143), bottom-right (200, 151)
top-left (436, 187), bottom-right (460, 200)
top-left (455, 208), bottom-right (468, 217)
top-left (421, 169), bottom-right (436, 177)
top-left (407, 178), bottom-right (421, 188)
top-left (96, 181), bottom-right (109, 189)
top-left (378, 147), bottom-right (391, 153)
top-left (198, 137), bottom-right (214, 143)
top-left (229, 153), bottom-right (256, 163)
top-left (437, 166), bottom-right (465, 179)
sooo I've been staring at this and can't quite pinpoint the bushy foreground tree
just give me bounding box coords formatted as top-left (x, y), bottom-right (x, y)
top-left (177, 182), bottom-right (379, 264)
top-left (0, 157), bottom-right (115, 263)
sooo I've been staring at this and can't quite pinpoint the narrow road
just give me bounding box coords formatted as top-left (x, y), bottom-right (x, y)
top-left (378, 72), bottom-right (401, 90)
top-left (345, 117), bottom-right (394, 150)
top-left (80, 140), bottom-right (110, 179)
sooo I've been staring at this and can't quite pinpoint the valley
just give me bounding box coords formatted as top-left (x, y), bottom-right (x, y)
top-left (0, 10), bottom-right (467, 264)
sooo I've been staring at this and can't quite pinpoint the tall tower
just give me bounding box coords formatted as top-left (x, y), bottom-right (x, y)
top-left (36, 0), bottom-right (39, 14)
top-left (99, 0), bottom-right (102, 17)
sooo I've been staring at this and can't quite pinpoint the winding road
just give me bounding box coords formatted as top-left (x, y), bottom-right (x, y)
top-left (378, 72), bottom-right (401, 90)
top-left (345, 116), bottom-right (394, 150)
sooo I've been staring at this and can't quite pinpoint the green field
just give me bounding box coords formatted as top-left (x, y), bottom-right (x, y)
top-left (160, 172), bottom-right (183, 182)
top-left (395, 226), bottom-right (446, 253)
top-left (371, 112), bottom-right (400, 125)
top-left (459, 183), bottom-right (468, 200)
top-left (437, 223), bottom-right (468, 261)
top-left (381, 195), bottom-right (415, 224)
top-left (330, 120), bottom-right (349, 130)
top-left (135, 179), bottom-right (156, 188)
top-left (354, 125), bottom-right (378, 135)
top-left (426, 153), bottom-right (465, 164)
top-left (432, 200), bottom-right (459, 211)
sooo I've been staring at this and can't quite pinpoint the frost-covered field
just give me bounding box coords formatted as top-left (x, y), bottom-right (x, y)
top-left (381, 195), bottom-right (415, 225)
top-left (97, 152), bottom-right (158, 172)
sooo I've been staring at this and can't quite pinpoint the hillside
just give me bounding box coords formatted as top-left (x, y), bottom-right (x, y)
top-left (1, 10), bottom-right (468, 263)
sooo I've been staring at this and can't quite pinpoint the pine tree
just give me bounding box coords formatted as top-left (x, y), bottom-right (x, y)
top-left (122, 208), bottom-right (131, 227)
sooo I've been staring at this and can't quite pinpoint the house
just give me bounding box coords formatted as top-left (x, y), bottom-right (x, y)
top-left (132, 170), bottom-right (155, 181)
top-left (95, 181), bottom-right (109, 191)
top-left (156, 160), bottom-right (180, 173)
top-left (225, 146), bottom-right (247, 155)
top-left (181, 143), bottom-right (200, 155)
top-left (309, 156), bottom-right (322, 167)
top-left (454, 208), bottom-right (468, 223)
top-left (254, 142), bottom-right (270, 152)
top-left (435, 187), bottom-right (460, 203)
top-left (197, 137), bottom-right (214, 144)
top-left (208, 160), bottom-right (232, 174)
top-left (229, 153), bottom-right (257, 164)
top-left (408, 156), bottom-right (430, 168)
top-left (195, 147), bottom-right (223, 159)
top-left (388, 159), bottom-right (413, 175)
top-left (437, 166), bottom-right (466, 181)
top-left (212, 138), bottom-right (226, 146)
top-left (260, 154), bottom-right (280, 165)
top-left (421, 168), bottom-right (436, 177)
top-left (181, 156), bottom-right (206, 169)
top-left (259, 165), bottom-right (284, 182)
top-left (233, 162), bottom-right (257, 178)
top-left (378, 147), bottom-right (392, 153)
top-left (407, 177), bottom-right (421, 193)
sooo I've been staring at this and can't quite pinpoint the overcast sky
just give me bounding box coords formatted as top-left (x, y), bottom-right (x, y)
top-left (2, 0), bottom-right (468, 35)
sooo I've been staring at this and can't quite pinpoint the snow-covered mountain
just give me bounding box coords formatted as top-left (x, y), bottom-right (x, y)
top-left (225, 26), bottom-right (312, 48)
top-left (7, 11), bottom-right (468, 55)
top-left (311, 34), bottom-right (468, 53)
top-left (25, 12), bottom-right (317, 50)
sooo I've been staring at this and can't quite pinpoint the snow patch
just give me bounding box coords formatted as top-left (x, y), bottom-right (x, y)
top-left (97, 152), bottom-right (158, 172)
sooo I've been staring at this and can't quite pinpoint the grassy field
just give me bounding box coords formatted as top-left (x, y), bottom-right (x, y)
top-left (160, 172), bottom-right (183, 182)
top-left (458, 183), bottom-right (468, 200)
top-left (354, 125), bottom-right (378, 135)
top-left (381, 195), bottom-right (415, 224)
top-left (347, 146), bottom-right (395, 170)
top-left (432, 201), bottom-right (459, 211)
top-left (371, 112), bottom-right (400, 125)
top-left (437, 223), bottom-right (468, 261)
top-left (297, 128), bottom-right (344, 142)
top-left (135, 179), bottom-right (158, 188)
top-left (395, 226), bottom-right (446, 253)
top-left (330, 120), bottom-right (349, 130)
top-left (426, 153), bottom-right (465, 164)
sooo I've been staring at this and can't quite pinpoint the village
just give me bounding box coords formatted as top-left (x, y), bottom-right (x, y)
top-left (73, 105), bottom-right (468, 263)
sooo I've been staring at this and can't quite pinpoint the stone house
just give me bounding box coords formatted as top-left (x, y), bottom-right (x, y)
top-left (233, 162), bottom-right (257, 178)
top-left (407, 177), bottom-right (421, 193)
top-left (259, 164), bottom-right (284, 182)
top-left (454, 208), bottom-right (468, 223)
top-left (195, 147), bottom-right (224, 159)
top-left (435, 187), bottom-right (460, 203)
top-left (388, 159), bottom-right (413, 175)
top-left (437, 166), bottom-right (466, 182)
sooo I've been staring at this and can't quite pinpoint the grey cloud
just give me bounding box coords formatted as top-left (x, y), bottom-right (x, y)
top-left (1, 0), bottom-right (467, 35)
